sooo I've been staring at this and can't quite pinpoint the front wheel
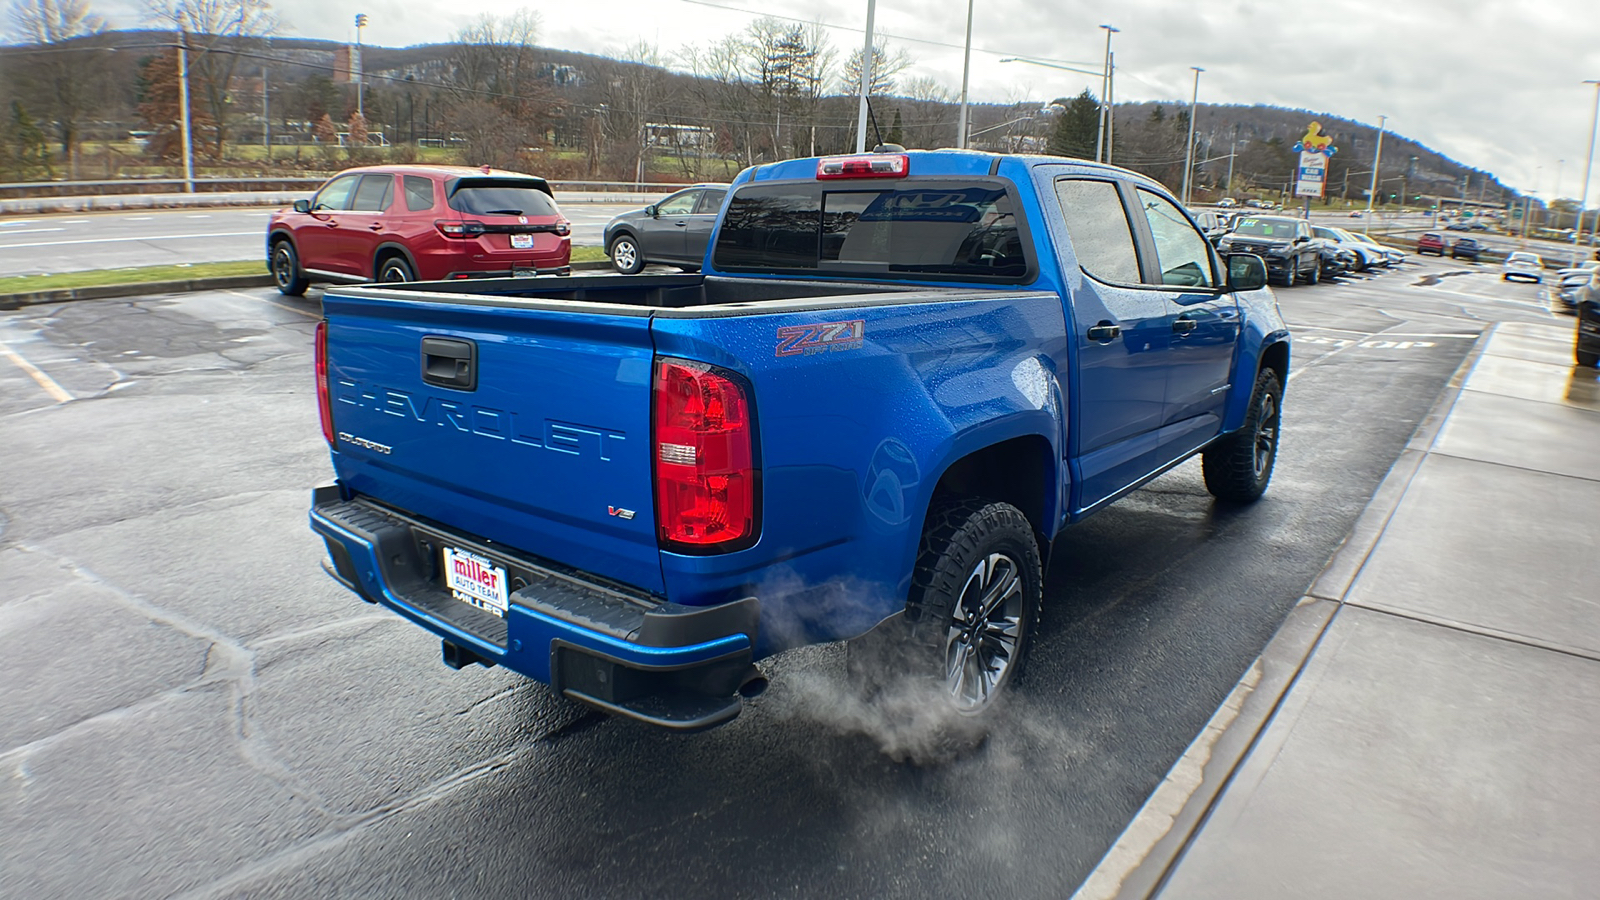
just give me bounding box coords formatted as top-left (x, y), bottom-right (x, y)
top-left (1203, 368), bottom-right (1283, 503)
top-left (1303, 255), bottom-right (1320, 285)
top-left (609, 234), bottom-right (644, 275)
top-left (271, 241), bottom-right (309, 297)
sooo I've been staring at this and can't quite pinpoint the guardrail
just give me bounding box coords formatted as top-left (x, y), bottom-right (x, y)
top-left (0, 177), bottom-right (695, 200)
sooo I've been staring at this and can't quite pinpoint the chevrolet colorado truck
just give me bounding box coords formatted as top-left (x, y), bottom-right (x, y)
top-left (310, 149), bottom-right (1290, 733)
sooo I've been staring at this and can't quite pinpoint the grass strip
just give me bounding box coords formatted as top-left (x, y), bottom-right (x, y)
top-left (0, 260), bottom-right (266, 294)
top-left (1, 247), bottom-right (609, 294)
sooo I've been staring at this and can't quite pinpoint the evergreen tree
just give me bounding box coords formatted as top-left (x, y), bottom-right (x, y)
top-left (1, 102), bottom-right (55, 181)
top-left (1047, 90), bottom-right (1100, 159)
top-left (886, 109), bottom-right (903, 146)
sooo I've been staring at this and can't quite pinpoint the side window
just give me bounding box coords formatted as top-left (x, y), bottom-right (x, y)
top-left (350, 174), bottom-right (393, 212)
top-left (312, 174), bottom-right (360, 211)
top-left (1135, 189), bottom-right (1216, 288)
top-left (695, 189), bottom-right (726, 215)
top-left (657, 191), bottom-right (700, 217)
top-left (1054, 178), bottom-right (1141, 285)
top-left (403, 175), bottom-right (435, 212)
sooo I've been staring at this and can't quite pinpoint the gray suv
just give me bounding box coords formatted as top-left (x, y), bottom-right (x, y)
top-left (603, 184), bottom-right (730, 274)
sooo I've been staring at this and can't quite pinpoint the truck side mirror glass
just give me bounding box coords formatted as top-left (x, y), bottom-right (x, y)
top-left (1228, 254), bottom-right (1268, 291)
top-left (293, 199), bottom-right (312, 214)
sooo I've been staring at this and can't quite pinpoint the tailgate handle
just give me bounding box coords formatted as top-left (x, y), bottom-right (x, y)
top-left (421, 337), bottom-right (478, 391)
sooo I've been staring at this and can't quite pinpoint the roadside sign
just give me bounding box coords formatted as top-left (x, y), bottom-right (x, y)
top-left (1291, 123), bottom-right (1336, 199)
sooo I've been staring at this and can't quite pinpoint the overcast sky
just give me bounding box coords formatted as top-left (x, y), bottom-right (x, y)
top-left (92, 0), bottom-right (1600, 200)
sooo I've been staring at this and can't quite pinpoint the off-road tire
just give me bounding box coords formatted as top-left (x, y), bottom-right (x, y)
top-left (271, 240), bottom-right (309, 297)
top-left (609, 234), bottom-right (645, 275)
top-left (846, 499), bottom-right (1043, 761)
top-left (1203, 367), bottom-right (1283, 503)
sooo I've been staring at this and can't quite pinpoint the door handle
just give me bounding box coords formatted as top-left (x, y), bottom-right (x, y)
top-left (324, 220), bottom-right (338, 228)
top-left (368, 223), bottom-right (383, 231)
top-left (1086, 321), bottom-right (1121, 342)
top-left (674, 221), bottom-right (689, 227)
top-left (1172, 317), bottom-right (1199, 334)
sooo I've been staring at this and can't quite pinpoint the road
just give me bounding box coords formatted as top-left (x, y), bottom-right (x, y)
top-left (0, 202), bottom-right (636, 277)
top-left (0, 258), bottom-right (1570, 898)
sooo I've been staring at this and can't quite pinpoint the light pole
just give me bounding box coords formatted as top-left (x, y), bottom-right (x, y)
top-left (1181, 66), bottom-right (1204, 206)
top-left (998, 56), bottom-right (1111, 158)
top-left (1572, 80), bottom-right (1600, 265)
top-left (1363, 115), bottom-right (1386, 233)
top-left (855, 0), bottom-right (877, 153)
top-left (176, 30), bottom-right (194, 193)
top-left (1096, 25), bottom-right (1118, 163)
top-left (354, 14), bottom-right (368, 121)
top-left (956, 0), bottom-right (974, 148)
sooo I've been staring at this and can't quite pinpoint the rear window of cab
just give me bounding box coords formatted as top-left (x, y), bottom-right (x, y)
top-left (712, 180), bottom-right (1031, 282)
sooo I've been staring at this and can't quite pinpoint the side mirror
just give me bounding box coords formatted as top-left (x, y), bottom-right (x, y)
top-left (646, 204), bottom-right (659, 218)
top-left (293, 199), bottom-right (311, 214)
top-left (1227, 254), bottom-right (1268, 291)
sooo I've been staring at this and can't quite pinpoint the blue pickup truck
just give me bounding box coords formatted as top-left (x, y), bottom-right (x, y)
top-left (310, 149), bottom-right (1289, 734)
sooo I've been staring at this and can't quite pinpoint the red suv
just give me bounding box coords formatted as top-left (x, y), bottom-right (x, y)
top-left (267, 165), bottom-right (571, 295)
top-left (1416, 232), bottom-right (1446, 256)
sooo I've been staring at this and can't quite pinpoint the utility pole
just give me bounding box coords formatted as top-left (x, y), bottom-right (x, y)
top-left (1363, 115), bottom-right (1386, 233)
top-left (1181, 66), bottom-right (1203, 206)
top-left (854, 0), bottom-right (877, 153)
top-left (1095, 25), bottom-right (1118, 163)
top-left (262, 65), bottom-right (270, 154)
top-left (1106, 51), bottom-right (1115, 164)
top-left (1573, 80), bottom-right (1600, 265)
top-left (177, 32), bottom-right (194, 193)
top-left (955, 0), bottom-right (974, 148)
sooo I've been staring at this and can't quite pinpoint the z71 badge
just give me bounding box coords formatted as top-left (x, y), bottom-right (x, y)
top-left (775, 319), bottom-right (866, 357)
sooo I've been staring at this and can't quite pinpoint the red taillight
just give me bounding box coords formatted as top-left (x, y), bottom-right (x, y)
top-left (556, 221), bottom-right (571, 237)
top-left (435, 219), bottom-right (485, 238)
top-left (654, 358), bottom-right (757, 549)
top-left (817, 153), bottom-right (909, 179)
top-left (315, 320), bottom-right (334, 446)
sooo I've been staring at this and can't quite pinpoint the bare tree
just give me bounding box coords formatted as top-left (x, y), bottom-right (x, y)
top-left (6, 0), bottom-right (109, 175)
top-left (840, 41), bottom-right (911, 98)
top-left (443, 9), bottom-right (556, 168)
top-left (593, 41), bottom-right (673, 182)
top-left (143, 0), bottom-right (277, 158)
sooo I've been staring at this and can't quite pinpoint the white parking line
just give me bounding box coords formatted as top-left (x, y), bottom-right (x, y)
top-left (0, 231), bottom-right (258, 250)
top-left (186, 214), bottom-right (212, 218)
top-left (0, 341), bottom-right (74, 403)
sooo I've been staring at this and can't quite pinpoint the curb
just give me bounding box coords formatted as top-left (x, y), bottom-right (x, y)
top-left (0, 273), bottom-right (276, 310)
top-left (0, 260), bottom-right (617, 310)
top-left (1070, 326), bottom-right (1499, 900)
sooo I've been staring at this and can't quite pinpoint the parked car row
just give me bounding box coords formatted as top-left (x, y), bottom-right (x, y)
top-left (1212, 214), bottom-right (1405, 286)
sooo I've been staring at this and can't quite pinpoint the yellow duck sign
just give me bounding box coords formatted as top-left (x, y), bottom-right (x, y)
top-left (1293, 123), bottom-right (1338, 156)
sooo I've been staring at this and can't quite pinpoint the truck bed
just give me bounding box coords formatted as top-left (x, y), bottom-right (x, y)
top-left (332, 272), bottom-right (1008, 317)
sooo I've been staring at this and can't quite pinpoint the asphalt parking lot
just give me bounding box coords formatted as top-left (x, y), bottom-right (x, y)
top-left (0, 258), bottom-right (1568, 898)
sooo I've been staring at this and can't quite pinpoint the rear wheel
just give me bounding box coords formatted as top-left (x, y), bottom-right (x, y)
top-left (377, 255), bottom-right (414, 283)
top-left (1203, 368), bottom-right (1283, 503)
top-left (846, 499), bottom-right (1042, 763)
top-left (271, 240), bottom-right (309, 297)
top-left (609, 234), bottom-right (644, 275)
top-left (1303, 255), bottom-right (1320, 285)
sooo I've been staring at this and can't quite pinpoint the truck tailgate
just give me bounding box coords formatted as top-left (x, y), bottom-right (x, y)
top-left (321, 292), bottom-right (663, 595)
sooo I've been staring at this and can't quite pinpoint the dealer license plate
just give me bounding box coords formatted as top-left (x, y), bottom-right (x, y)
top-left (442, 546), bottom-right (509, 617)
top-left (510, 233), bottom-right (535, 249)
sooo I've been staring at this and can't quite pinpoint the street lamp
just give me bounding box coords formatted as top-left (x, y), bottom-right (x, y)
top-left (854, 0), bottom-right (877, 153)
top-left (355, 13), bottom-right (369, 120)
top-left (1572, 80), bottom-right (1600, 265)
top-left (1181, 66), bottom-right (1203, 206)
top-left (998, 56), bottom-right (1110, 157)
top-left (1096, 25), bottom-right (1119, 163)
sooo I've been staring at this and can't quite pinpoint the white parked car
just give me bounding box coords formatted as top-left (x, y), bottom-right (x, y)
top-left (1503, 252), bottom-right (1544, 283)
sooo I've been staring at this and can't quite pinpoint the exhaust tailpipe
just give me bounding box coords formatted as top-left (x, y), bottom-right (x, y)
top-left (737, 666), bottom-right (769, 699)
